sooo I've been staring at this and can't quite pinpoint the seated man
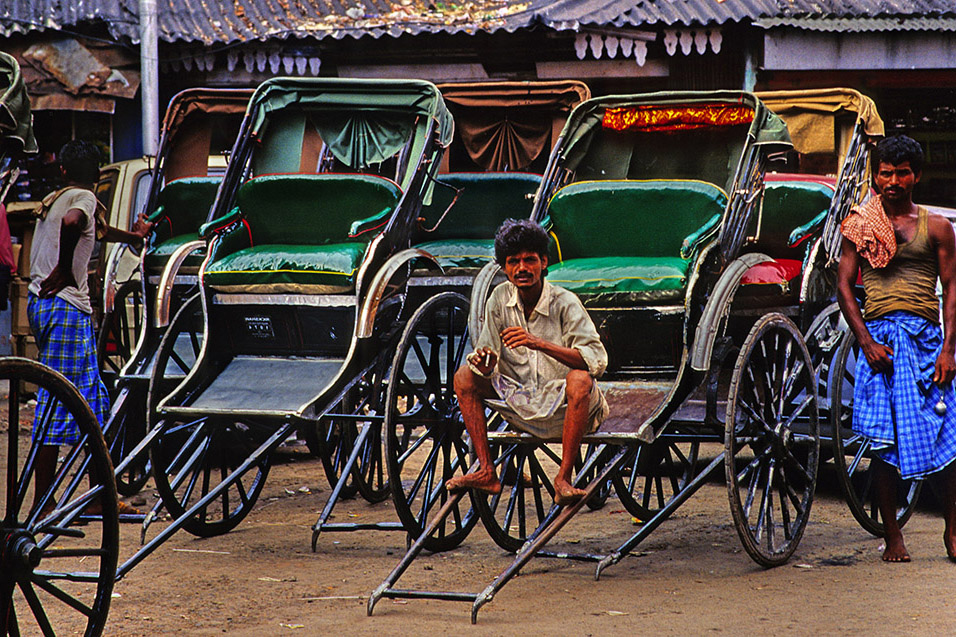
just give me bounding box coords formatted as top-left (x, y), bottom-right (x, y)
top-left (447, 219), bottom-right (609, 505)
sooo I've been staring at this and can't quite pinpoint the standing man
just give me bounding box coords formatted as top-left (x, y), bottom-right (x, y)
top-left (446, 218), bottom-right (609, 505)
top-left (30, 140), bottom-right (152, 515)
top-left (837, 135), bottom-right (956, 562)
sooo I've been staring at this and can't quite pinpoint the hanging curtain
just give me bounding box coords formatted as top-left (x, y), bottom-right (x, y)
top-left (313, 112), bottom-right (413, 169)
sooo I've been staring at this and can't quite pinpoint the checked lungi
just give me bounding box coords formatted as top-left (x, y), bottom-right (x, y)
top-left (853, 310), bottom-right (956, 480)
top-left (27, 293), bottom-right (110, 445)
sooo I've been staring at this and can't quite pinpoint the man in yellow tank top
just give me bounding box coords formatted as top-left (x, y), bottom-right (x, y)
top-left (837, 135), bottom-right (956, 563)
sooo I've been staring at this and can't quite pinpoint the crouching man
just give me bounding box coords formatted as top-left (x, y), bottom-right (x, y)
top-left (446, 219), bottom-right (609, 506)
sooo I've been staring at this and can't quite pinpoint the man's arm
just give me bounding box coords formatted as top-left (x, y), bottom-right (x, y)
top-left (499, 326), bottom-right (588, 370)
top-left (836, 236), bottom-right (894, 374)
top-left (930, 214), bottom-right (956, 384)
top-left (99, 213), bottom-right (154, 248)
top-left (38, 208), bottom-right (85, 298)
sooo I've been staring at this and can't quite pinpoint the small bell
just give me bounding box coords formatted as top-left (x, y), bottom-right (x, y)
top-left (936, 399), bottom-right (947, 417)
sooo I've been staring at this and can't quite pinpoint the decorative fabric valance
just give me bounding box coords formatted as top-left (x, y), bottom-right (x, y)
top-left (603, 104), bottom-right (755, 133)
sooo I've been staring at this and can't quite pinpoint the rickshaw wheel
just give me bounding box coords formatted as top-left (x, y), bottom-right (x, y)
top-left (105, 384), bottom-right (150, 496)
top-left (1, 358), bottom-right (119, 637)
top-left (472, 438), bottom-right (560, 552)
top-left (725, 313), bottom-right (820, 568)
top-left (579, 443), bottom-right (612, 511)
top-left (612, 437), bottom-right (700, 521)
top-left (828, 330), bottom-right (922, 536)
top-left (804, 301), bottom-right (844, 462)
top-left (327, 365), bottom-right (390, 503)
top-left (306, 419), bottom-right (359, 500)
top-left (148, 295), bottom-right (270, 537)
top-left (384, 292), bottom-right (479, 552)
top-left (97, 279), bottom-right (144, 394)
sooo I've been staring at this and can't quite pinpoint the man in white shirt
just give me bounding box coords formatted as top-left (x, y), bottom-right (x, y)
top-left (447, 219), bottom-right (609, 506)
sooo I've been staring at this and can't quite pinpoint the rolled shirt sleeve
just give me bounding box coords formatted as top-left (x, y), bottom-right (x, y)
top-left (559, 290), bottom-right (608, 377)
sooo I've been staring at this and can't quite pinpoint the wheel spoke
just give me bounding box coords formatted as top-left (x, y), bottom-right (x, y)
top-left (20, 580), bottom-right (55, 637)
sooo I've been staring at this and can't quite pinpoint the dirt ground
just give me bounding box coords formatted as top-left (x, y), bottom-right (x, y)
top-left (10, 439), bottom-right (942, 637)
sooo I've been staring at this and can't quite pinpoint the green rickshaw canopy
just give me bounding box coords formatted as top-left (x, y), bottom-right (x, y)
top-left (246, 78), bottom-right (453, 189)
top-left (0, 51), bottom-right (37, 155)
top-left (557, 91), bottom-right (791, 194)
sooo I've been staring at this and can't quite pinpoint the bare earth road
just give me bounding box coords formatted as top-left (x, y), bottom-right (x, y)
top-left (14, 441), bottom-right (956, 636)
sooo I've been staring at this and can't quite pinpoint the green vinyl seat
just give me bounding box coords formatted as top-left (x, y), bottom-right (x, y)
top-left (145, 177), bottom-right (220, 272)
top-left (739, 180), bottom-right (834, 293)
top-left (203, 173), bottom-right (402, 294)
top-left (546, 180), bottom-right (727, 304)
top-left (414, 172), bottom-right (540, 271)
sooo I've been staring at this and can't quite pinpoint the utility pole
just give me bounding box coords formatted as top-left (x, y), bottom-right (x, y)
top-left (139, 0), bottom-right (159, 155)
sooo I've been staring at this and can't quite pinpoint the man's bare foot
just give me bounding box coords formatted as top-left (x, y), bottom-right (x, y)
top-left (553, 480), bottom-right (587, 507)
top-left (882, 535), bottom-right (911, 562)
top-left (446, 471), bottom-right (501, 495)
top-left (83, 500), bottom-right (143, 517)
top-left (945, 526), bottom-right (956, 562)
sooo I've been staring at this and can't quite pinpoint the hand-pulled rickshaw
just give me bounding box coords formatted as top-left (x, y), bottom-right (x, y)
top-left (94, 88), bottom-right (251, 497)
top-left (0, 77), bottom-right (453, 636)
top-left (370, 90), bottom-right (830, 622)
top-left (310, 80), bottom-right (592, 551)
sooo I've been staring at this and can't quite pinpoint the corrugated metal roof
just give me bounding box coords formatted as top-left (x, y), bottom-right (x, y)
top-left (0, 0), bottom-right (541, 44)
top-left (1, 0), bottom-right (955, 45)
top-left (757, 16), bottom-right (956, 32)
top-left (537, 0), bottom-right (779, 30)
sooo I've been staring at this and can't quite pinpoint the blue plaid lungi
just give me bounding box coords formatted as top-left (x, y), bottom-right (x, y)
top-left (27, 293), bottom-right (110, 445)
top-left (853, 310), bottom-right (956, 480)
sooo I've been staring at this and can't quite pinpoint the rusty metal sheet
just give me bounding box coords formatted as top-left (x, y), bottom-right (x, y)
top-left (31, 93), bottom-right (115, 113)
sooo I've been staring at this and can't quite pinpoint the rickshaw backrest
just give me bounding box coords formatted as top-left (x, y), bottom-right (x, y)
top-left (751, 181), bottom-right (833, 260)
top-left (235, 173), bottom-right (403, 245)
top-left (548, 180), bottom-right (727, 260)
top-left (417, 172), bottom-right (540, 242)
top-left (152, 177), bottom-right (221, 238)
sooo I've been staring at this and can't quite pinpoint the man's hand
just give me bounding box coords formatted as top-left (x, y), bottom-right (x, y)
top-left (860, 338), bottom-right (894, 374)
top-left (467, 346), bottom-right (498, 376)
top-left (131, 213), bottom-right (154, 245)
top-left (500, 326), bottom-right (541, 351)
top-left (934, 351), bottom-right (956, 386)
top-left (38, 265), bottom-right (77, 298)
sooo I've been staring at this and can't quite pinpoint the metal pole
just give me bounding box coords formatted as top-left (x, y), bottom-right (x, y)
top-left (139, 0), bottom-right (159, 156)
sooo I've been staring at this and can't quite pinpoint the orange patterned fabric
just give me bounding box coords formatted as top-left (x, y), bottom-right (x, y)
top-left (840, 196), bottom-right (897, 269)
top-left (602, 104), bottom-right (754, 132)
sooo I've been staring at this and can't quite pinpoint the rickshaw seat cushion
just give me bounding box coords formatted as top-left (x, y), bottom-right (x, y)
top-left (235, 173), bottom-right (402, 246)
top-left (144, 233), bottom-right (203, 272)
top-left (203, 242), bottom-right (367, 293)
top-left (748, 181), bottom-right (833, 261)
top-left (416, 238), bottom-right (495, 271)
top-left (547, 256), bottom-right (690, 302)
top-left (415, 172), bottom-right (541, 243)
top-left (148, 177), bottom-right (221, 245)
top-left (547, 179), bottom-right (728, 260)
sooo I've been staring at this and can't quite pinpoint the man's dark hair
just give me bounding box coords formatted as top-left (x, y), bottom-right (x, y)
top-left (494, 218), bottom-right (549, 267)
top-left (58, 140), bottom-right (100, 184)
top-left (872, 135), bottom-right (924, 174)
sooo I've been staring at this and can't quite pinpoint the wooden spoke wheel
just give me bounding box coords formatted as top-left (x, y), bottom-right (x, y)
top-left (612, 435), bottom-right (700, 521)
top-left (305, 419), bottom-right (360, 500)
top-left (103, 385), bottom-right (150, 497)
top-left (384, 292), bottom-right (478, 553)
top-left (829, 330), bottom-right (922, 536)
top-left (725, 313), bottom-right (820, 567)
top-left (472, 439), bottom-right (560, 552)
top-left (147, 295), bottom-right (270, 537)
top-left (311, 365), bottom-right (390, 503)
top-left (96, 280), bottom-right (144, 394)
top-left (1, 358), bottom-right (119, 637)
top-left (578, 443), bottom-right (612, 511)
